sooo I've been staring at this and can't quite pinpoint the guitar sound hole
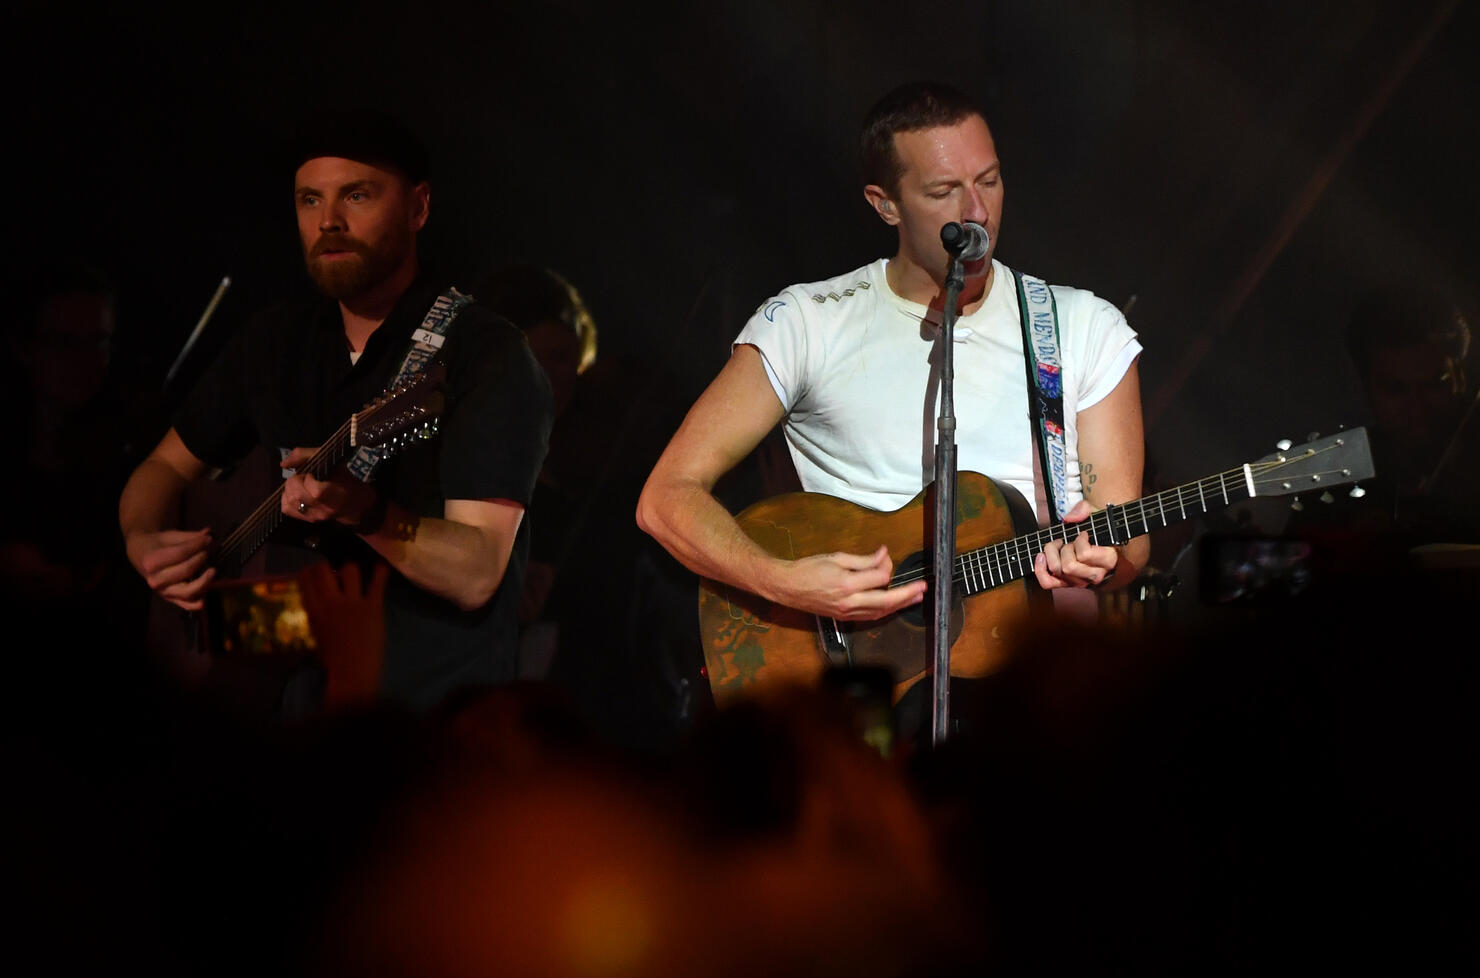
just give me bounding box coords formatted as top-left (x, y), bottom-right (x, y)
top-left (893, 550), bottom-right (932, 627)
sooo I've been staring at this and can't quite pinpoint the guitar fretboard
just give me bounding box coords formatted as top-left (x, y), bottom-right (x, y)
top-left (205, 363), bottom-right (446, 578)
top-left (212, 421), bottom-right (355, 577)
top-left (949, 465), bottom-right (1254, 596)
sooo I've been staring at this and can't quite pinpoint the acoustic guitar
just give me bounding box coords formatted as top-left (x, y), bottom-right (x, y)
top-left (193, 364), bottom-right (447, 657)
top-left (698, 428), bottom-right (1375, 706)
top-left (208, 362), bottom-right (447, 578)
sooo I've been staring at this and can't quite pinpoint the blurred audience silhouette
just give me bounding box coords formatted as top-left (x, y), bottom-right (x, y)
top-left (7, 548), bottom-right (1472, 976)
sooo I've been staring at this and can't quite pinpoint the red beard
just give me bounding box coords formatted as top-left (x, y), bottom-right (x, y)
top-left (304, 232), bottom-right (403, 300)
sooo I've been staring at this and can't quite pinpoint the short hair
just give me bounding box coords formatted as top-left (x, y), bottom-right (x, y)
top-left (285, 107), bottom-right (430, 186)
top-left (859, 81), bottom-right (989, 196)
top-left (472, 263), bottom-right (598, 375)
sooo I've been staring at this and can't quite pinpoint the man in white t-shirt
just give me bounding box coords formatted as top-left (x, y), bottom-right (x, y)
top-left (637, 81), bottom-right (1149, 716)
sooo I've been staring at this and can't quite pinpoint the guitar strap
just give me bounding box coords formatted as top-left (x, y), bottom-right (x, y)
top-left (345, 286), bottom-right (470, 483)
top-left (1012, 268), bottom-right (1068, 526)
top-left (1014, 268), bottom-right (1103, 622)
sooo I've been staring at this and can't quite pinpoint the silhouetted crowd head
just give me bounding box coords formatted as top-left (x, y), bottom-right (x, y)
top-left (12, 557), bottom-right (1473, 976)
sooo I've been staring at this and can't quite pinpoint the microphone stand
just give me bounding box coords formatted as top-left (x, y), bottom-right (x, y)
top-left (930, 238), bottom-right (970, 747)
top-left (165, 275), bottom-right (232, 395)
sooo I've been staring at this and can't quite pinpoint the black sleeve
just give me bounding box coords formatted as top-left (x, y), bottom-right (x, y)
top-left (437, 307), bottom-right (554, 506)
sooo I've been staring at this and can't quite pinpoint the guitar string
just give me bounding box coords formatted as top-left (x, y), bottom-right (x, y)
top-left (884, 448), bottom-right (1356, 593)
top-left (213, 370), bottom-right (443, 568)
top-left (215, 422), bottom-right (354, 567)
top-left (885, 463), bottom-right (1248, 590)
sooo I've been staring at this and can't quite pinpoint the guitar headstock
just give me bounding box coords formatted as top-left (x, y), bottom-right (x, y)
top-left (1248, 427), bottom-right (1375, 501)
top-left (352, 362), bottom-right (447, 455)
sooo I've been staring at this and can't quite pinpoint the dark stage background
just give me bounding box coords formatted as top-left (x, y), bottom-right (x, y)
top-left (18, 2), bottom-right (1478, 479)
top-left (10, 0), bottom-right (1478, 679)
top-left (7, 7), bottom-right (1478, 973)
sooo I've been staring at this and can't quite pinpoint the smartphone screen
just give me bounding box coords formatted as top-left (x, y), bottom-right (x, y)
top-left (1198, 534), bottom-right (1314, 605)
top-left (204, 573), bottom-right (318, 656)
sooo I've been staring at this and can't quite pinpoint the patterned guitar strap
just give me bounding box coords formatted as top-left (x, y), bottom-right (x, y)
top-left (1012, 268), bottom-right (1068, 527)
top-left (344, 286), bottom-right (471, 484)
top-left (1014, 268), bottom-right (1104, 621)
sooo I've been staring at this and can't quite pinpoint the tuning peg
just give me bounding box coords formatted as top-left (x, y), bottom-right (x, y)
top-left (1276, 438), bottom-right (1293, 451)
top-left (1319, 490), bottom-right (1334, 505)
top-left (1349, 484), bottom-right (1367, 499)
top-left (1290, 495), bottom-right (1304, 512)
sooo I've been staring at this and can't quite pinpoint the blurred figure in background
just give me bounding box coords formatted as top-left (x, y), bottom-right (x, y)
top-left (3, 260), bottom-right (158, 626)
top-left (1290, 286), bottom-right (1478, 591)
top-left (470, 261), bottom-right (598, 675)
top-left (473, 261), bottom-right (706, 756)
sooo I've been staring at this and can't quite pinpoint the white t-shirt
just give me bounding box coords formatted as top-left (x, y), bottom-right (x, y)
top-left (734, 258), bottom-right (1141, 523)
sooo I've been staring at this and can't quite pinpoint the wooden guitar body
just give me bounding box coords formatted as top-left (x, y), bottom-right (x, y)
top-left (696, 428), bottom-right (1375, 710)
top-left (698, 472), bottom-right (1047, 706)
top-left (188, 364), bottom-right (447, 657)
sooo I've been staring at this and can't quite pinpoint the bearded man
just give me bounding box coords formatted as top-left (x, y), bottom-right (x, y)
top-left (119, 109), bottom-right (553, 713)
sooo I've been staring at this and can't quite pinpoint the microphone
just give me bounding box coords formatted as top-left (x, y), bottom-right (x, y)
top-left (940, 221), bottom-right (991, 261)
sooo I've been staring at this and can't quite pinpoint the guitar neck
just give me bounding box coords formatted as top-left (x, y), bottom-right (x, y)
top-left (207, 363), bottom-right (449, 577)
top-left (211, 421), bottom-right (355, 576)
top-left (950, 465), bottom-right (1256, 597)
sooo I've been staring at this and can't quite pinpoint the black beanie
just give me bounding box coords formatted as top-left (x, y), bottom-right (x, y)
top-left (285, 107), bottom-right (429, 185)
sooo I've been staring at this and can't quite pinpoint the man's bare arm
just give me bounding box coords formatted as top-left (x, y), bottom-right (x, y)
top-left (356, 496), bottom-right (524, 612)
top-left (636, 345), bottom-right (926, 620)
top-left (118, 428), bottom-right (216, 609)
top-left (283, 452), bottom-right (525, 613)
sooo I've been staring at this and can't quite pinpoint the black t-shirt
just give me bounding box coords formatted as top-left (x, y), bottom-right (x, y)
top-left (173, 278), bottom-right (554, 709)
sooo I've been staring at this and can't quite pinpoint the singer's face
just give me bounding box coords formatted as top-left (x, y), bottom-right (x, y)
top-left (294, 156), bottom-right (428, 300)
top-left (888, 115), bottom-right (1003, 297)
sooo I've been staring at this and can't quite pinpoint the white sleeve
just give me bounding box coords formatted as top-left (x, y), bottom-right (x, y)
top-left (733, 291), bottom-right (810, 412)
top-left (1063, 290), bottom-right (1142, 410)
